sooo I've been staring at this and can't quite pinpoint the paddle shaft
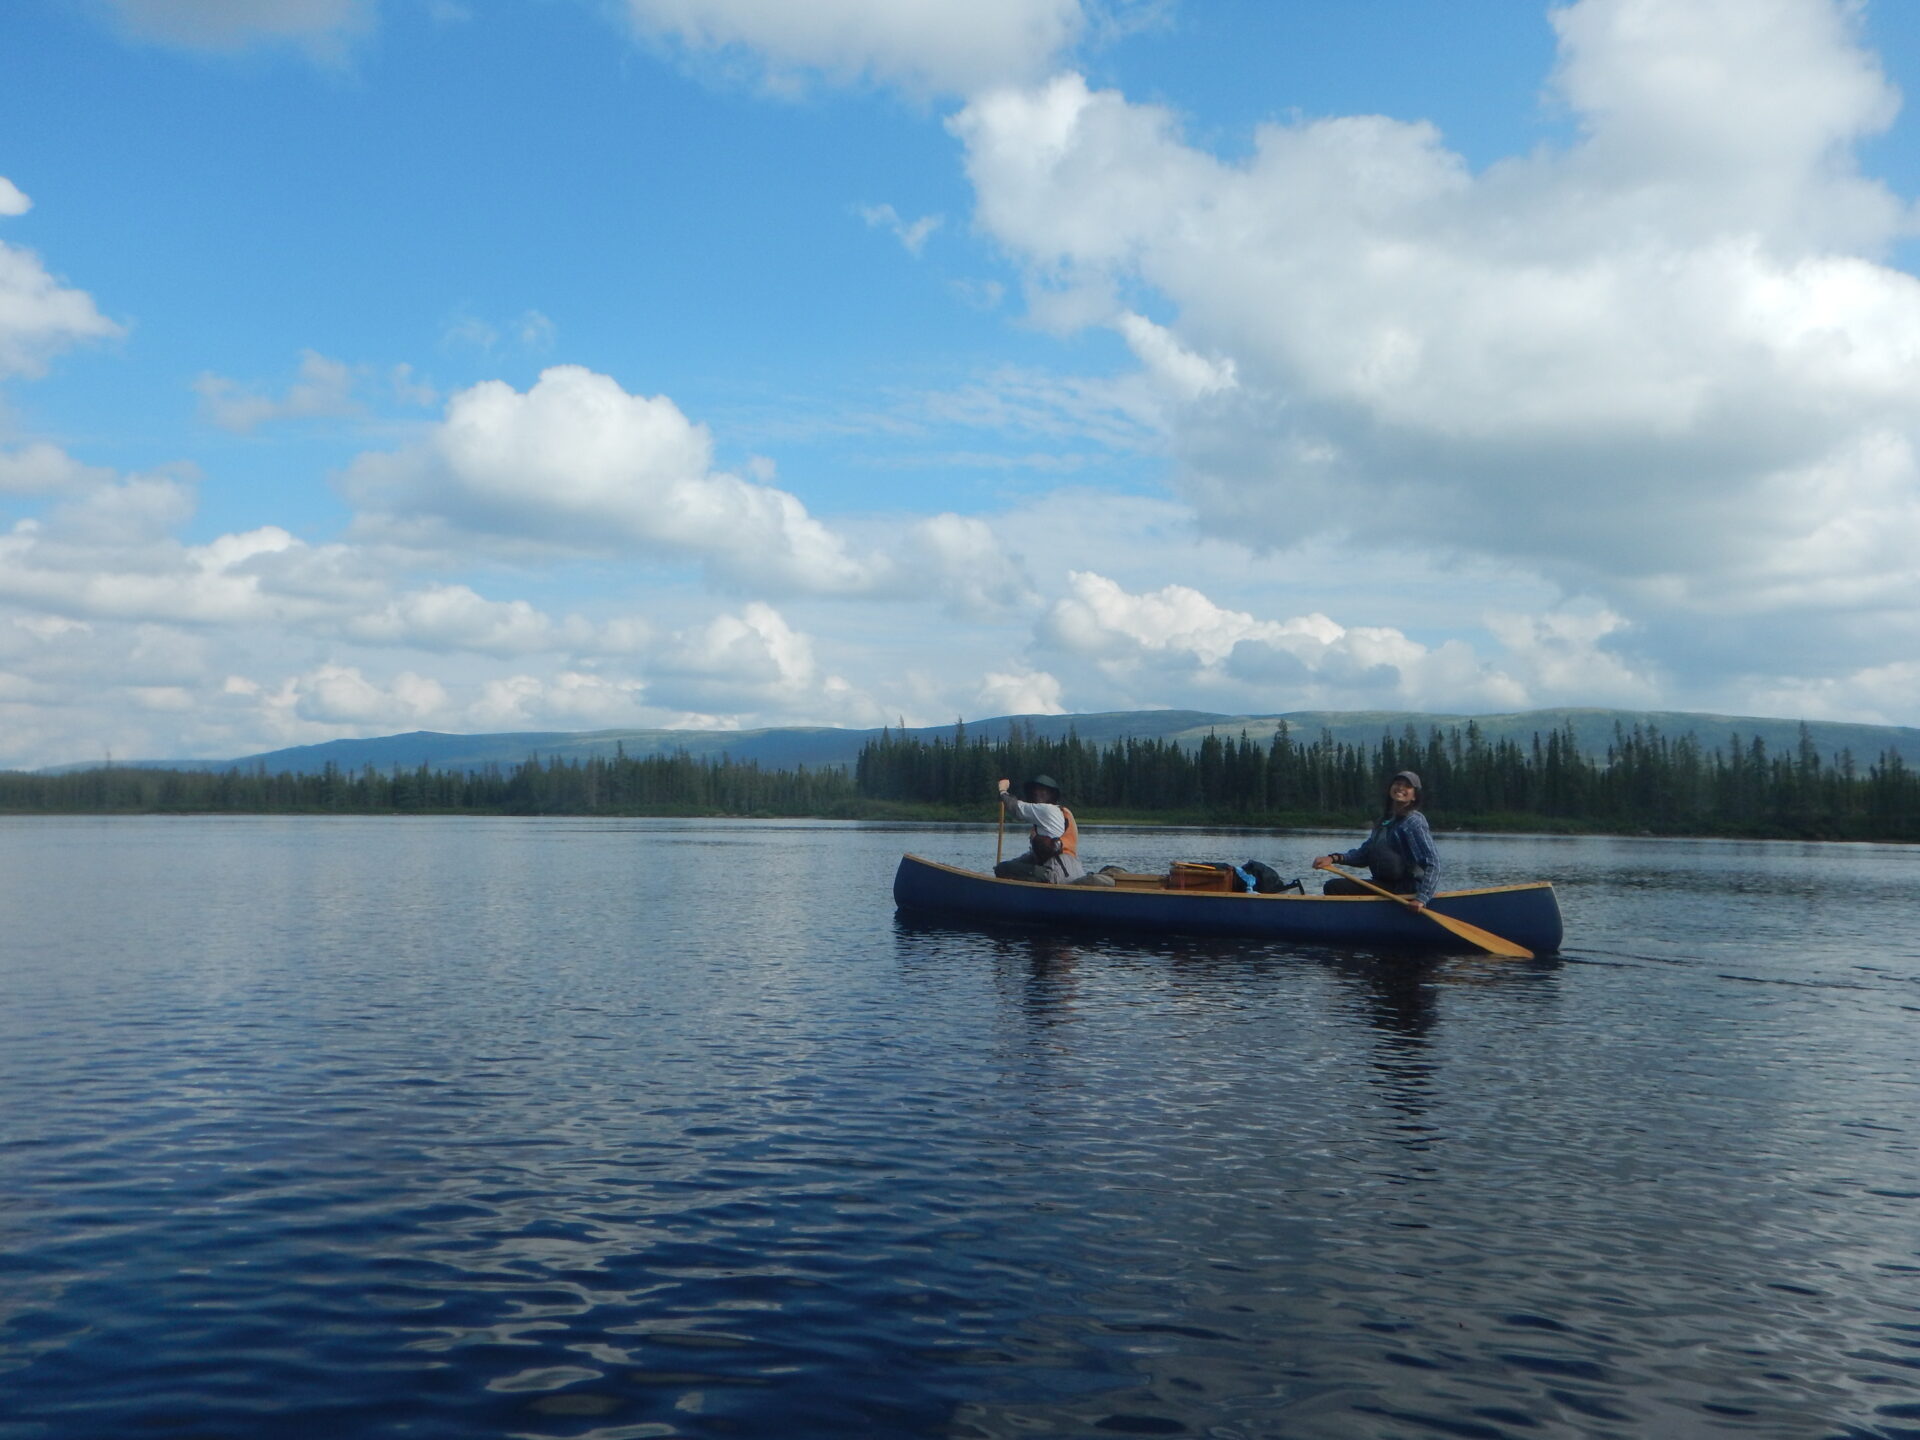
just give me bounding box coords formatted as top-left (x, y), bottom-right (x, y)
top-left (1322, 863), bottom-right (1533, 959)
top-left (996, 795), bottom-right (1005, 864)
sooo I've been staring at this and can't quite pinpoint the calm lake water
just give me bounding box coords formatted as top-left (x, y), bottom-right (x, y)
top-left (1, 817), bottom-right (1916, 1440)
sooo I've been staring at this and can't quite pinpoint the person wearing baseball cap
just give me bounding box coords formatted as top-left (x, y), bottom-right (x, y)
top-left (1312, 770), bottom-right (1438, 909)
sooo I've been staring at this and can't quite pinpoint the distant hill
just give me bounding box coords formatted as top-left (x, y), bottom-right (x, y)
top-left (45, 707), bottom-right (1920, 776)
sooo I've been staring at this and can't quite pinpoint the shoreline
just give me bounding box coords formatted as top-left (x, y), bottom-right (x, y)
top-left (0, 803), bottom-right (1909, 846)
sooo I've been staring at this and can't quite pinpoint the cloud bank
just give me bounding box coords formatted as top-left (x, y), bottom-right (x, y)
top-left (951, 0), bottom-right (1920, 692)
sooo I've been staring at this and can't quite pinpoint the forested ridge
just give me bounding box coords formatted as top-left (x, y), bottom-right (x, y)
top-left (857, 718), bottom-right (1920, 840)
top-left (0, 749), bottom-right (859, 819)
top-left (2, 719), bottom-right (1915, 840)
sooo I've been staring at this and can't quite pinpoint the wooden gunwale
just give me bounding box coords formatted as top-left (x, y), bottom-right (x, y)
top-left (904, 853), bottom-right (1551, 901)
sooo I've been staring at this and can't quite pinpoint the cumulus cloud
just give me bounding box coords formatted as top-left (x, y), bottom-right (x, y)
top-left (0, 436), bottom-right (900, 762)
top-left (978, 666), bottom-right (1064, 715)
top-left (1744, 658), bottom-right (1920, 726)
top-left (1034, 570), bottom-right (1663, 713)
top-left (902, 512), bottom-right (1039, 615)
top-left (0, 238), bottom-right (122, 380)
top-left (343, 585), bottom-right (591, 656)
top-left (1481, 605), bottom-right (1660, 707)
top-left (646, 602), bottom-right (820, 710)
top-left (341, 365), bottom-right (908, 595)
top-left (0, 478), bottom-right (632, 666)
top-left (194, 350), bottom-right (362, 432)
top-left (236, 663), bottom-right (448, 729)
top-left (95, 0), bottom-right (376, 60)
top-left (1115, 312), bottom-right (1235, 401)
top-left (950, 0), bottom-right (1920, 686)
top-left (619, 0), bottom-right (1082, 96)
top-left (0, 179), bottom-right (29, 217)
top-left (0, 438), bottom-right (918, 763)
top-left (0, 504), bottom-right (323, 627)
top-left (469, 671), bottom-right (644, 730)
top-left (0, 443), bottom-right (116, 496)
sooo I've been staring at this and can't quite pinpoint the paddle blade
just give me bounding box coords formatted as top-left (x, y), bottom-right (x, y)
top-left (1421, 908), bottom-right (1533, 959)
top-left (1325, 864), bottom-right (1533, 958)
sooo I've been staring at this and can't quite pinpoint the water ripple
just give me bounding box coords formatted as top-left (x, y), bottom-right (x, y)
top-left (0, 818), bottom-right (1915, 1438)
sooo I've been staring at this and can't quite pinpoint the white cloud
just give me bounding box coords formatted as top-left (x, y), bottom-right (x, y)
top-left (0, 239), bottom-right (122, 380)
top-left (647, 601), bottom-right (818, 708)
top-left (903, 512), bottom-right (1039, 615)
top-left (469, 671), bottom-right (644, 730)
top-left (1482, 606), bottom-right (1660, 707)
top-left (342, 365), bottom-right (883, 592)
top-left (950, 0), bottom-right (1920, 687)
top-left (0, 508), bottom-right (307, 626)
top-left (1115, 312), bottom-right (1235, 401)
top-left (39, 474), bottom-right (201, 548)
top-left (0, 443), bottom-right (116, 496)
top-left (12, 614), bottom-right (91, 643)
top-left (1033, 571), bottom-right (1666, 713)
top-left (1743, 658), bottom-right (1920, 727)
top-left (96, 0), bottom-right (376, 60)
top-left (619, 0), bottom-right (1082, 96)
top-left (258, 663), bottom-right (450, 728)
top-left (194, 350), bottom-right (362, 432)
top-left (0, 441), bottom-right (930, 762)
top-left (344, 585), bottom-right (590, 656)
top-left (978, 666), bottom-right (1064, 715)
top-left (0, 178), bottom-right (29, 217)
top-left (858, 203), bottom-right (943, 255)
top-left (1550, 0), bottom-right (1902, 249)
top-left (1044, 570), bottom-right (1335, 668)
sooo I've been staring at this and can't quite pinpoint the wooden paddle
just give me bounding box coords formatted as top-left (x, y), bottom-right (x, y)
top-left (1320, 863), bottom-right (1533, 958)
top-left (995, 784), bottom-right (1007, 866)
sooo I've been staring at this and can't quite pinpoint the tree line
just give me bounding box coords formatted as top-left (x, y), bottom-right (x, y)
top-left (853, 718), bottom-right (1920, 841)
top-left (0, 749), bottom-right (858, 818)
top-left (2, 718), bottom-right (1916, 840)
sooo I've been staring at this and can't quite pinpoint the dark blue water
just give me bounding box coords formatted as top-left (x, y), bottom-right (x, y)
top-left (1, 817), bottom-right (1915, 1439)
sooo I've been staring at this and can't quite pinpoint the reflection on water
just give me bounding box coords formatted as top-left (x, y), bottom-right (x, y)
top-left (0, 817), bottom-right (1916, 1440)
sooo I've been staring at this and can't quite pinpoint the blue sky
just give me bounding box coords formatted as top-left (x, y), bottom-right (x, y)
top-left (3, 0), bottom-right (1920, 767)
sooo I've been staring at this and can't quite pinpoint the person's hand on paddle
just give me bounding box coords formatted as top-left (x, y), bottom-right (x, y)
top-left (1311, 854), bottom-right (1334, 871)
top-left (997, 778), bottom-right (1010, 796)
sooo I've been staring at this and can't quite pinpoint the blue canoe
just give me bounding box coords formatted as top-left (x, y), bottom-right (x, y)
top-left (892, 853), bottom-right (1563, 954)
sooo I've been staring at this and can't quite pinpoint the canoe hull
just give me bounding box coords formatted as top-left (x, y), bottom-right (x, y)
top-left (892, 853), bottom-right (1563, 953)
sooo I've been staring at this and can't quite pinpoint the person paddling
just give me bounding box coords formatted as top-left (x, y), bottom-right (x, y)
top-left (1312, 770), bottom-right (1438, 910)
top-left (993, 774), bottom-right (1085, 884)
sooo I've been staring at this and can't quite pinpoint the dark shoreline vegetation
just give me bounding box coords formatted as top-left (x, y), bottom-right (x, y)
top-left (5, 719), bottom-right (1917, 843)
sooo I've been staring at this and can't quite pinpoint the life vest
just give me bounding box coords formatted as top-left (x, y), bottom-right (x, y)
top-left (1031, 807), bottom-right (1077, 860)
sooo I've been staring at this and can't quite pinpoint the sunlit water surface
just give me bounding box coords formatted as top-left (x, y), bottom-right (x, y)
top-left (1, 817), bottom-right (1916, 1439)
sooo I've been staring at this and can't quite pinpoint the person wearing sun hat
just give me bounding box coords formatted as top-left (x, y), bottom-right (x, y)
top-left (993, 773), bottom-right (1086, 883)
top-left (1312, 770), bottom-right (1438, 909)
